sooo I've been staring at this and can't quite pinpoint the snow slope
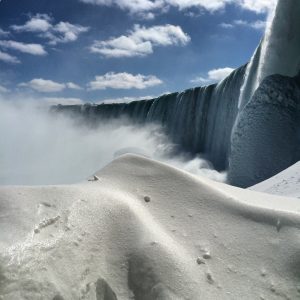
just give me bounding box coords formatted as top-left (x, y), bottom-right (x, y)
top-left (250, 161), bottom-right (300, 198)
top-left (1, 154), bottom-right (300, 299)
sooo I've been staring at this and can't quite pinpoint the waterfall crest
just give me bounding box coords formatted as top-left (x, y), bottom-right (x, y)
top-left (238, 0), bottom-right (300, 110)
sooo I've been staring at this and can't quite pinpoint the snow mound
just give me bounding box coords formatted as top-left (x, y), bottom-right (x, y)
top-left (250, 161), bottom-right (300, 198)
top-left (1, 154), bottom-right (300, 299)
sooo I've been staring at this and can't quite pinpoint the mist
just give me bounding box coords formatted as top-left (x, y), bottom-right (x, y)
top-left (0, 99), bottom-right (226, 185)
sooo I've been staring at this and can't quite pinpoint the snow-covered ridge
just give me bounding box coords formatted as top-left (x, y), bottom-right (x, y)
top-left (1, 154), bottom-right (300, 299)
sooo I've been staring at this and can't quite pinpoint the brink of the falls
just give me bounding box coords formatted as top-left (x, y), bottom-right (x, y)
top-left (238, 0), bottom-right (300, 110)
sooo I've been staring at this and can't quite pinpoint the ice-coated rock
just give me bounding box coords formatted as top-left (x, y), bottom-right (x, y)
top-left (228, 73), bottom-right (300, 187)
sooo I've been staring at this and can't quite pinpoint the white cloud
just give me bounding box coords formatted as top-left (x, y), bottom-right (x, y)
top-left (238, 0), bottom-right (277, 14)
top-left (137, 12), bottom-right (156, 20)
top-left (219, 22), bottom-right (234, 29)
top-left (0, 50), bottom-right (20, 64)
top-left (190, 76), bottom-right (211, 85)
top-left (11, 14), bottom-right (52, 32)
top-left (208, 67), bottom-right (234, 80)
top-left (20, 79), bottom-right (66, 92)
top-left (11, 14), bottom-right (89, 45)
top-left (19, 79), bottom-right (82, 93)
top-left (191, 67), bottom-right (234, 84)
top-left (80, 0), bottom-right (163, 14)
top-left (238, 19), bottom-right (266, 30)
top-left (221, 19), bottom-right (266, 30)
top-left (79, 0), bottom-right (277, 16)
top-left (66, 82), bottom-right (83, 90)
top-left (0, 40), bottom-right (47, 56)
top-left (43, 22), bottom-right (90, 45)
top-left (0, 28), bottom-right (9, 37)
top-left (91, 24), bottom-right (190, 58)
top-left (80, 0), bottom-right (231, 13)
top-left (0, 85), bottom-right (9, 93)
top-left (87, 72), bottom-right (163, 90)
top-left (168, 0), bottom-right (231, 11)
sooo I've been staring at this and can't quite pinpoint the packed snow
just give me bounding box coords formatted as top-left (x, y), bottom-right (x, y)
top-left (1, 155), bottom-right (300, 299)
top-left (250, 161), bottom-right (300, 198)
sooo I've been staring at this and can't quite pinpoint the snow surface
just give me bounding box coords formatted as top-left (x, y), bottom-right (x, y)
top-left (1, 154), bottom-right (300, 299)
top-left (250, 161), bottom-right (300, 198)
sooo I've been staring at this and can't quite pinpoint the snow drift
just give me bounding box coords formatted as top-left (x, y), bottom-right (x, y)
top-left (250, 161), bottom-right (300, 198)
top-left (1, 154), bottom-right (300, 299)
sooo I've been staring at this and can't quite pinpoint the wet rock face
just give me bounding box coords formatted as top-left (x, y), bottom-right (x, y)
top-left (228, 73), bottom-right (300, 188)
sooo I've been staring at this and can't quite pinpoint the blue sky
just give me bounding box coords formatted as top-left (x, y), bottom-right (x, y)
top-left (0, 0), bottom-right (276, 104)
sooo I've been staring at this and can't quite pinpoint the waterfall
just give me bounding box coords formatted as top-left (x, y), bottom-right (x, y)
top-left (54, 0), bottom-right (300, 186)
top-left (238, 0), bottom-right (300, 110)
top-left (54, 64), bottom-right (246, 171)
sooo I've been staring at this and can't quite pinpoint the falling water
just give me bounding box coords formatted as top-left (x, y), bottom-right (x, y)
top-left (238, 0), bottom-right (300, 110)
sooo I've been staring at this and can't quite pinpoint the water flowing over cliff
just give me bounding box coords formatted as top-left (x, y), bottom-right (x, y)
top-left (238, 0), bottom-right (300, 110)
top-left (55, 65), bottom-right (247, 171)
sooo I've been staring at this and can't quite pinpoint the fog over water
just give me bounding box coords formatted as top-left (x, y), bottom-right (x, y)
top-left (0, 99), bottom-right (226, 185)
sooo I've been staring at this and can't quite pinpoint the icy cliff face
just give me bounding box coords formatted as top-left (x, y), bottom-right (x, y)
top-left (229, 73), bottom-right (300, 187)
top-left (228, 0), bottom-right (300, 187)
